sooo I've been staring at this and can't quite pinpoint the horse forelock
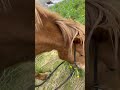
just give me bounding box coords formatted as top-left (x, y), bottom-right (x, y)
top-left (55, 19), bottom-right (85, 54)
top-left (35, 4), bottom-right (85, 54)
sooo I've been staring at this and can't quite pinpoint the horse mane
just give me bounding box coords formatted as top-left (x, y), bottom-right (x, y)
top-left (86, 0), bottom-right (120, 67)
top-left (35, 4), bottom-right (85, 54)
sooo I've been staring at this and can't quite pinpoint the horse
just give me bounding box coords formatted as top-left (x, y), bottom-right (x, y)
top-left (35, 4), bottom-right (85, 69)
top-left (86, 0), bottom-right (120, 89)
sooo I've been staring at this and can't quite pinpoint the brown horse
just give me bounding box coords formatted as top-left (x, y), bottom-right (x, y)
top-left (35, 4), bottom-right (85, 69)
top-left (86, 0), bottom-right (120, 89)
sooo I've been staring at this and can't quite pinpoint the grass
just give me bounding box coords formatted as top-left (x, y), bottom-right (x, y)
top-left (35, 50), bottom-right (85, 90)
top-left (50, 0), bottom-right (85, 24)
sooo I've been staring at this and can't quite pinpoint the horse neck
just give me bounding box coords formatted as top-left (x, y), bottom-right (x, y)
top-left (35, 15), bottom-right (67, 53)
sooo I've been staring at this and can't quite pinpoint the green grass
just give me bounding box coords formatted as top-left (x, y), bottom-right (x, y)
top-left (50, 0), bottom-right (85, 24)
top-left (35, 50), bottom-right (85, 90)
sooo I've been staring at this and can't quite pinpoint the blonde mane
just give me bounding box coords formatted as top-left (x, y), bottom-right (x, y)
top-left (35, 4), bottom-right (85, 54)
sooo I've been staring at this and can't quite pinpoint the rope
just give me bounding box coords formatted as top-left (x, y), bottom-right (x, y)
top-left (35, 44), bottom-right (80, 90)
top-left (35, 61), bottom-right (65, 87)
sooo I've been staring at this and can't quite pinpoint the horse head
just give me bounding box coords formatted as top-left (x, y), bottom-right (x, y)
top-left (35, 4), bottom-right (85, 69)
